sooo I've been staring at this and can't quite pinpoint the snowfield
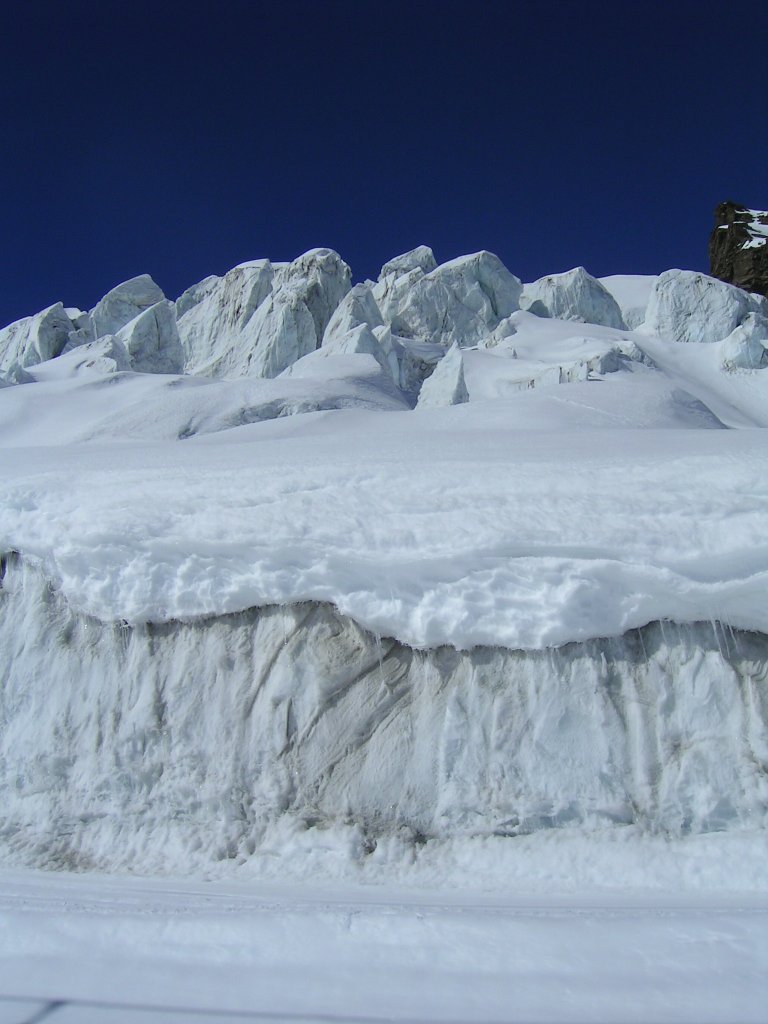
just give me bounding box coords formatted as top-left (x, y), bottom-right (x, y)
top-left (1, 869), bottom-right (766, 1024)
top-left (1, 247), bottom-right (767, 1019)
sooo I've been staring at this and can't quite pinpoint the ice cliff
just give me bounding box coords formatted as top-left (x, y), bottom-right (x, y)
top-left (1, 556), bottom-right (766, 874)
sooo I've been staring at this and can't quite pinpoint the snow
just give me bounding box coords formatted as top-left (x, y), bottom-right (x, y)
top-left (0, 357), bottom-right (407, 447)
top-left (743, 210), bottom-right (768, 248)
top-left (1, 255), bottom-right (768, 648)
top-left (1, 869), bottom-right (766, 1024)
top-left (0, 414), bottom-right (765, 648)
top-left (599, 273), bottom-right (658, 328)
top-left (1, 255), bottom-right (767, 651)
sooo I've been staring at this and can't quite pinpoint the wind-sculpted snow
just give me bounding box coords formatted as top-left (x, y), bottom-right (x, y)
top-left (0, 556), bottom-right (766, 873)
top-left (0, 355), bottom-right (407, 446)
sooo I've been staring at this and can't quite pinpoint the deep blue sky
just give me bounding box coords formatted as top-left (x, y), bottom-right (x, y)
top-left (2, 0), bottom-right (766, 326)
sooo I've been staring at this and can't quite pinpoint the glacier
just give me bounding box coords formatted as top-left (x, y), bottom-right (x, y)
top-left (1, 245), bottom-right (767, 881)
top-left (1, 555), bottom-right (766, 875)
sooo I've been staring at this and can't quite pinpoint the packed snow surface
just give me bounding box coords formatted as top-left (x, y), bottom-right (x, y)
top-left (1, 869), bottom-right (766, 1024)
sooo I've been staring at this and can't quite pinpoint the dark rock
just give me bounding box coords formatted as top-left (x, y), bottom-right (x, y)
top-left (709, 200), bottom-right (768, 297)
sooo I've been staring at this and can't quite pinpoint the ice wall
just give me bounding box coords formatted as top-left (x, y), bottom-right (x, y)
top-left (1, 556), bottom-right (766, 874)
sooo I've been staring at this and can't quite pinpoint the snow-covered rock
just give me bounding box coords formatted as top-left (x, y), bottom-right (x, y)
top-left (90, 274), bottom-right (166, 339)
top-left (416, 342), bottom-right (468, 407)
top-left (379, 245), bottom-right (437, 280)
top-left (641, 269), bottom-right (767, 344)
top-left (0, 302), bottom-right (74, 374)
top-left (375, 251), bottom-right (522, 349)
top-left (719, 312), bottom-right (768, 370)
top-left (521, 267), bottom-right (625, 329)
top-left (115, 299), bottom-right (184, 374)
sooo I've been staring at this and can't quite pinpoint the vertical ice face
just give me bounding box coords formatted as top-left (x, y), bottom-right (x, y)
top-left (177, 250), bottom-right (352, 380)
top-left (320, 284), bottom-right (398, 379)
top-left (520, 267), bottom-right (626, 329)
top-left (90, 274), bottom-right (167, 339)
top-left (642, 269), bottom-right (768, 344)
top-left (416, 342), bottom-right (468, 407)
top-left (177, 260), bottom-right (276, 376)
top-left (323, 283), bottom-right (384, 340)
top-left (718, 312), bottom-right (768, 370)
top-left (374, 251), bottom-right (523, 349)
top-left (0, 558), bottom-right (766, 872)
top-left (274, 248), bottom-right (352, 345)
top-left (0, 302), bottom-right (75, 374)
top-left (241, 289), bottom-right (319, 378)
top-left (379, 245), bottom-right (438, 279)
top-left (115, 300), bottom-right (185, 375)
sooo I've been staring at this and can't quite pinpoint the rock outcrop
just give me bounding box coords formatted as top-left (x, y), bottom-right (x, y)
top-left (709, 200), bottom-right (768, 298)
